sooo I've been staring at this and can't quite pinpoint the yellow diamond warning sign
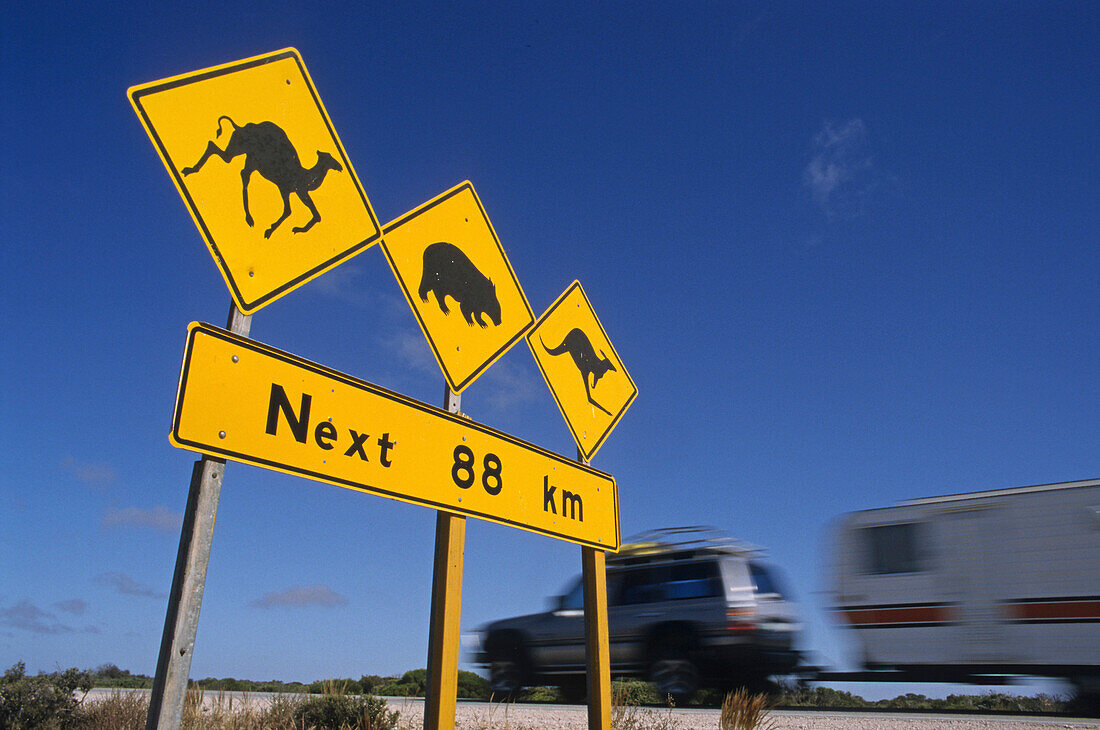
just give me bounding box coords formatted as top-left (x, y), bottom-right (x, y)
top-left (128, 48), bottom-right (382, 314)
top-left (527, 281), bottom-right (637, 461)
top-left (381, 182), bottom-right (534, 392)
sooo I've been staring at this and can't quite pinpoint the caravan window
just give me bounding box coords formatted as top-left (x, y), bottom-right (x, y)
top-left (864, 522), bottom-right (924, 574)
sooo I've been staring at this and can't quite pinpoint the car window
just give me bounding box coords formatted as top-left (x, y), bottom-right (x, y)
top-left (615, 561), bottom-right (722, 605)
top-left (666, 561), bottom-right (723, 600)
top-left (618, 566), bottom-right (664, 605)
top-left (558, 572), bottom-right (627, 610)
top-left (749, 562), bottom-right (785, 597)
top-left (560, 577), bottom-right (584, 610)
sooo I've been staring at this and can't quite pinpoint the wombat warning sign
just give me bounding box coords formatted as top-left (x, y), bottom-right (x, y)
top-left (381, 181), bottom-right (534, 393)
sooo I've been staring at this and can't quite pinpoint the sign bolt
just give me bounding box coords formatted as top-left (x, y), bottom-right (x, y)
top-left (218, 431), bottom-right (226, 439)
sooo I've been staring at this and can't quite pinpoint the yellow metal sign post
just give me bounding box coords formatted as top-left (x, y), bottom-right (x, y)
top-left (129, 49), bottom-right (382, 314)
top-left (583, 536), bottom-right (613, 730)
top-left (171, 323), bottom-right (620, 548)
top-left (381, 181), bottom-right (534, 393)
top-left (527, 281), bottom-right (637, 461)
top-left (424, 385), bottom-right (465, 730)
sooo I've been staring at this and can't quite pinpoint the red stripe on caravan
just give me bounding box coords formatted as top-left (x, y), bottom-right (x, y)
top-left (1007, 599), bottom-right (1100, 622)
top-left (842, 605), bottom-right (953, 626)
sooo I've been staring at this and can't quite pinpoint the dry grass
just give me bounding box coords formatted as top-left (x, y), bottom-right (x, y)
top-left (610, 683), bottom-right (676, 730)
top-left (77, 689), bottom-right (148, 728)
top-left (719, 687), bottom-right (775, 730)
top-left (75, 686), bottom-right (400, 730)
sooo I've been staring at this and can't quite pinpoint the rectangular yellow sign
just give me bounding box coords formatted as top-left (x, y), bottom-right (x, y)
top-left (171, 323), bottom-right (620, 550)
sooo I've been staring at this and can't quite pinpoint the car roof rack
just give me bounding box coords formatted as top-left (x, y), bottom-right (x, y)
top-left (612, 526), bottom-right (764, 563)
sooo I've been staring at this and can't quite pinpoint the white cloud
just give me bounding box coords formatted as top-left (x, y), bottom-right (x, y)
top-left (0, 600), bottom-right (72, 634)
top-left (802, 118), bottom-right (874, 217)
top-left (54, 599), bottom-right (87, 615)
top-left (94, 572), bottom-right (166, 599)
top-left (388, 331), bottom-right (438, 375)
top-left (249, 584), bottom-right (348, 609)
top-left (478, 359), bottom-right (542, 413)
top-left (305, 262), bottom-right (369, 308)
top-left (63, 457), bottom-right (116, 487)
top-left (102, 505), bottom-right (181, 533)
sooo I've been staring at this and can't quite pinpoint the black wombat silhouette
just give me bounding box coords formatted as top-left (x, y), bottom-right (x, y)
top-left (418, 241), bottom-right (502, 328)
top-left (541, 328), bottom-right (616, 416)
top-left (181, 116), bottom-right (343, 239)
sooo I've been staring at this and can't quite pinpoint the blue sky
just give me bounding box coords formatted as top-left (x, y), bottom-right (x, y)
top-left (2, 1), bottom-right (1097, 700)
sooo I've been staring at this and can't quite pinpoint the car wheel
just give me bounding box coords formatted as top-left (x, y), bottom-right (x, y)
top-left (558, 677), bottom-right (586, 704)
top-left (649, 634), bottom-right (698, 705)
top-left (489, 660), bottom-right (522, 697)
top-left (488, 639), bottom-right (527, 698)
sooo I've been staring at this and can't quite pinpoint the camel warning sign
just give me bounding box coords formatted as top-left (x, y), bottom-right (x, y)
top-left (128, 48), bottom-right (382, 314)
top-left (171, 322), bottom-right (619, 549)
top-left (527, 281), bottom-right (637, 461)
top-left (381, 182), bottom-right (534, 393)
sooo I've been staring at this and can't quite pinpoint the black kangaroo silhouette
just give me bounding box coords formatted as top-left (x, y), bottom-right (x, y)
top-left (418, 241), bottom-right (502, 328)
top-left (181, 116), bottom-right (343, 239)
top-left (541, 328), bottom-right (616, 416)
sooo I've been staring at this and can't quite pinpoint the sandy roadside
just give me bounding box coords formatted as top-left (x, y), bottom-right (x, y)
top-left (82, 689), bottom-right (1100, 729)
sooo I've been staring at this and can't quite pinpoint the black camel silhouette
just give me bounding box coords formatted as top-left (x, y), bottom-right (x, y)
top-left (181, 116), bottom-right (343, 239)
top-left (542, 329), bottom-right (616, 416)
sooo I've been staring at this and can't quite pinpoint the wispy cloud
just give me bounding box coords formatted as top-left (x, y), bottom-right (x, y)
top-left (306, 262), bottom-right (370, 308)
top-left (478, 359), bottom-right (542, 413)
top-left (63, 457), bottom-right (116, 487)
top-left (802, 118), bottom-right (875, 218)
top-left (1, 600), bottom-right (72, 634)
top-left (94, 572), bottom-right (166, 599)
top-left (102, 505), bottom-right (181, 533)
top-left (387, 332), bottom-right (439, 375)
top-left (249, 584), bottom-right (348, 609)
top-left (54, 599), bottom-right (87, 615)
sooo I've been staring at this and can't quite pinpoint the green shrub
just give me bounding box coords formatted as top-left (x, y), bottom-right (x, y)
top-left (518, 685), bottom-right (564, 703)
top-left (611, 678), bottom-right (663, 706)
top-left (397, 669), bottom-right (427, 694)
top-left (779, 685), bottom-right (868, 708)
top-left (372, 668), bottom-right (489, 699)
top-left (457, 670), bottom-right (491, 699)
top-left (375, 681), bottom-right (419, 697)
top-left (0, 661), bottom-right (92, 729)
top-left (293, 693), bottom-right (399, 730)
top-left (358, 675), bottom-right (385, 693)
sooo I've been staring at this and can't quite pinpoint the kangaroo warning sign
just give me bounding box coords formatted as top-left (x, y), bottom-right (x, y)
top-left (381, 182), bottom-right (534, 393)
top-left (171, 322), bottom-right (619, 549)
top-left (527, 281), bottom-right (637, 461)
top-left (128, 48), bottom-right (382, 314)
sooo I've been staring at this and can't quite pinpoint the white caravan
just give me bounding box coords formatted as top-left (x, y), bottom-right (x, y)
top-left (830, 478), bottom-right (1100, 691)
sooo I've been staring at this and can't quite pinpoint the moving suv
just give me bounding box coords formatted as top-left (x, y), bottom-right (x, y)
top-left (475, 527), bottom-right (802, 702)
